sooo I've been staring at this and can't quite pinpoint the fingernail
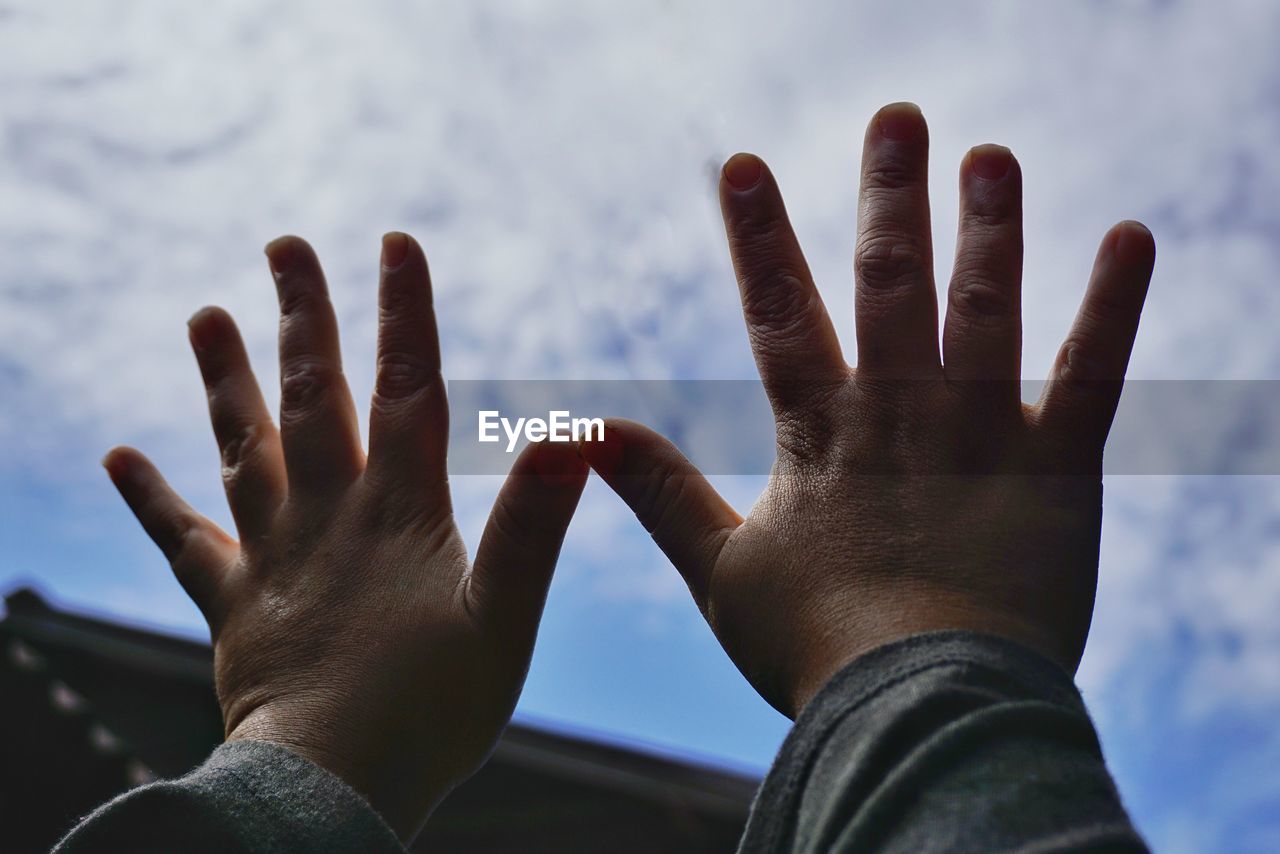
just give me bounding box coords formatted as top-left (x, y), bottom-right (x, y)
top-left (381, 232), bottom-right (409, 271)
top-left (876, 102), bottom-right (924, 142)
top-left (723, 153), bottom-right (763, 191)
top-left (969, 144), bottom-right (1012, 181)
top-left (264, 236), bottom-right (298, 278)
top-left (1113, 221), bottom-right (1154, 266)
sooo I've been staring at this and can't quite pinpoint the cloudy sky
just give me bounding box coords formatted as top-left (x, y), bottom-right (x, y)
top-left (3, 1), bottom-right (1279, 849)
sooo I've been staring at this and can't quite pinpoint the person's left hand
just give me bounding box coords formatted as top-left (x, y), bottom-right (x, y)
top-left (103, 233), bottom-right (588, 840)
top-left (580, 104), bottom-right (1155, 718)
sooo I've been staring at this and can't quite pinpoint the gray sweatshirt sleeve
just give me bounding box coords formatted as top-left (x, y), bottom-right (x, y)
top-left (737, 631), bottom-right (1149, 853)
top-left (54, 739), bottom-right (405, 853)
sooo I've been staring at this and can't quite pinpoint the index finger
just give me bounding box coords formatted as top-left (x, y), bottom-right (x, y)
top-left (719, 153), bottom-right (847, 420)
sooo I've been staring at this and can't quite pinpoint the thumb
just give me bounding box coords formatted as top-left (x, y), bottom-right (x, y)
top-left (469, 440), bottom-right (588, 643)
top-left (103, 446), bottom-right (236, 629)
top-left (577, 419), bottom-right (741, 610)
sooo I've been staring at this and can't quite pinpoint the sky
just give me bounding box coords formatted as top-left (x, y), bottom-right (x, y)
top-left (2, 0), bottom-right (1279, 849)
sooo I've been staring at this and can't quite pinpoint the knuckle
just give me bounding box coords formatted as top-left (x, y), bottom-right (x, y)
top-left (855, 233), bottom-right (923, 290)
top-left (742, 273), bottom-right (818, 335)
top-left (862, 157), bottom-right (920, 191)
top-left (1085, 286), bottom-right (1142, 318)
top-left (949, 272), bottom-right (1014, 319)
top-left (486, 493), bottom-right (539, 546)
top-left (364, 471), bottom-right (452, 537)
top-left (730, 206), bottom-right (791, 245)
top-left (846, 378), bottom-right (950, 457)
top-left (1055, 338), bottom-right (1112, 384)
top-left (961, 204), bottom-right (1018, 232)
top-left (276, 283), bottom-right (321, 319)
top-left (218, 421), bottom-right (270, 479)
top-left (631, 462), bottom-right (691, 537)
top-left (378, 280), bottom-right (427, 317)
top-left (163, 514), bottom-right (202, 566)
top-left (374, 351), bottom-right (440, 402)
top-left (280, 360), bottom-right (337, 413)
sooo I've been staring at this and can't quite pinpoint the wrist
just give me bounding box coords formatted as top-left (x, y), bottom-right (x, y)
top-left (785, 596), bottom-right (1079, 718)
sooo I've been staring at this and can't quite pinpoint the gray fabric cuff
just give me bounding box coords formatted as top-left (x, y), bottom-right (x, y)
top-left (196, 740), bottom-right (404, 851)
top-left (56, 739), bottom-right (405, 853)
top-left (738, 630), bottom-right (1144, 853)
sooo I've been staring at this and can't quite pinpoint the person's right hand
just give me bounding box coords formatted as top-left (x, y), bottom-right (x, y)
top-left (103, 233), bottom-right (588, 839)
top-left (580, 103), bottom-right (1155, 718)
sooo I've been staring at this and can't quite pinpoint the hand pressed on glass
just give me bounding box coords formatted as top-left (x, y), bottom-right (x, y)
top-left (103, 232), bottom-right (588, 840)
top-left (581, 103), bottom-right (1157, 718)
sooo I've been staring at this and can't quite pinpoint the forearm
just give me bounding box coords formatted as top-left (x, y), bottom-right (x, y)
top-left (739, 631), bottom-right (1147, 853)
top-left (55, 740), bottom-right (404, 854)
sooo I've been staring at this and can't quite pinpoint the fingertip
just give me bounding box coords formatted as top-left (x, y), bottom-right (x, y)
top-left (188, 304), bottom-right (228, 326)
top-left (263, 234), bottom-right (308, 278)
top-left (722, 152), bottom-right (764, 192)
top-left (187, 305), bottom-right (233, 352)
top-left (965, 143), bottom-right (1015, 183)
top-left (529, 438), bottom-right (589, 489)
top-left (872, 101), bottom-right (925, 142)
top-left (1111, 220), bottom-right (1156, 268)
top-left (102, 446), bottom-right (148, 487)
top-left (576, 419), bottom-right (627, 479)
top-left (101, 447), bottom-right (127, 479)
top-left (380, 231), bottom-right (411, 272)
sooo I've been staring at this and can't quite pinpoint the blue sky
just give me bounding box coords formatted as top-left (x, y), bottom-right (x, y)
top-left (3, 1), bottom-right (1280, 850)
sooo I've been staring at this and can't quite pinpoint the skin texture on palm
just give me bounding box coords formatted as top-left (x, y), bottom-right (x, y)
top-left (102, 232), bottom-right (589, 840)
top-left (580, 103), bottom-right (1156, 720)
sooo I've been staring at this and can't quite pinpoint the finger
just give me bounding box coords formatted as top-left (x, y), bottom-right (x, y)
top-left (719, 153), bottom-right (847, 417)
top-left (1036, 221), bottom-right (1156, 447)
top-left (366, 233), bottom-right (448, 498)
top-left (577, 418), bottom-right (741, 610)
top-left (188, 306), bottom-right (287, 541)
top-left (102, 446), bottom-right (236, 623)
top-left (468, 441), bottom-right (589, 646)
top-left (854, 102), bottom-right (940, 378)
top-left (265, 236), bottom-right (364, 495)
top-left (943, 145), bottom-right (1024, 389)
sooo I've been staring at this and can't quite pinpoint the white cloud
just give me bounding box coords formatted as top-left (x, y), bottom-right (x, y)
top-left (4, 0), bottom-right (1280, 845)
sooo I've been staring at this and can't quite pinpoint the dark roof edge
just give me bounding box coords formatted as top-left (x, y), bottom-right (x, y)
top-left (2, 584), bottom-right (762, 805)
